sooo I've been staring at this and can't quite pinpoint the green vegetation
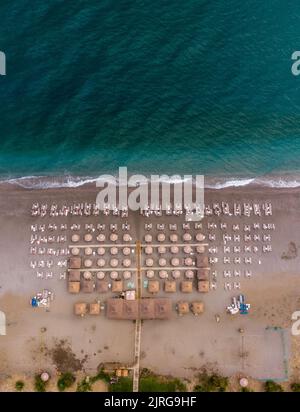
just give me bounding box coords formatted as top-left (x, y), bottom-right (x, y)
top-left (76, 377), bottom-right (93, 392)
top-left (140, 376), bottom-right (186, 392)
top-left (240, 387), bottom-right (253, 392)
top-left (264, 380), bottom-right (283, 392)
top-left (57, 372), bottom-right (76, 392)
top-left (193, 371), bottom-right (228, 392)
top-left (34, 375), bottom-right (47, 392)
top-left (15, 380), bottom-right (25, 391)
top-left (76, 368), bottom-right (111, 392)
top-left (291, 382), bottom-right (300, 392)
top-left (109, 377), bottom-right (133, 392)
top-left (90, 368), bottom-right (111, 384)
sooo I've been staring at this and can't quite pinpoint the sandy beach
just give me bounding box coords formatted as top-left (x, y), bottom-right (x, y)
top-left (0, 182), bottom-right (300, 390)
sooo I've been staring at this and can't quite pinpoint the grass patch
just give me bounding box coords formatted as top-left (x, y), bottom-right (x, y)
top-left (76, 377), bottom-right (93, 392)
top-left (264, 380), bottom-right (283, 392)
top-left (193, 371), bottom-right (228, 392)
top-left (291, 382), bottom-right (300, 392)
top-left (15, 380), bottom-right (25, 391)
top-left (57, 372), bottom-right (76, 392)
top-left (109, 377), bottom-right (133, 392)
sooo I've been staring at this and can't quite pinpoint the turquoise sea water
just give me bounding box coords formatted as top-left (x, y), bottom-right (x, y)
top-left (1, 1), bottom-right (300, 187)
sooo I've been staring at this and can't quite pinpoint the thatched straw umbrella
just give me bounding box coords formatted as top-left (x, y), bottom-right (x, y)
top-left (158, 258), bottom-right (167, 267)
top-left (123, 258), bottom-right (131, 268)
top-left (110, 271), bottom-right (118, 280)
top-left (110, 233), bottom-right (118, 242)
top-left (196, 233), bottom-right (205, 241)
top-left (172, 270), bottom-right (181, 279)
top-left (170, 233), bottom-right (178, 243)
top-left (148, 280), bottom-right (160, 293)
top-left (171, 257), bottom-right (180, 267)
top-left (123, 233), bottom-right (131, 242)
top-left (170, 246), bottom-right (179, 254)
top-left (122, 247), bottom-right (131, 256)
top-left (181, 280), bottom-right (193, 293)
top-left (68, 281), bottom-right (80, 294)
top-left (123, 270), bottom-right (132, 279)
top-left (185, 269), bottom-right (194, 279)
top-left (83, 271), bottom-right (92, 280)
top-left (84, 233), bottom-right (93, 242)
top-left (71, 234), bottom-right (80, 243)
top-left (145, 258), bottom-right (154, 267)
top-left (183, 233), bottom-right (192, 242)
top-left (110, 246), bottom-right (118, 255)
top-left (183, 245), bottom-right (193, 254)
top-left (97, 247), bottom-right (105, 256)
top-left (96, 271), bottom-right (105, 280)
top-left (84, 258), bottom-right (93, 268)
top-left (144, 234), bottom-right (152, 243)
top-left (97, 258), bottom-right (105, 267)
top-left (145, 246), bottom-right (153, 255)
top-left (164, 280), bottom-right (176, 293)
top-left (191, 301), bottom-right (204, 315)
top-left (97, 234), bottom-right (106, 242)
top-left (74, 302), bottom-right (87, 316)
top-left (89, 302), bottom-right (100, 315)
top-left (112, 280), bottom-right (123, 292)
top-left (158, 245), bottom-right (166, 254)
top-left (71, 247), bottom-right (80, 256)
top-left (110, 258), bottom-right (118, 268)
top-left (184, 257), bottom-right (193, 266)
top-left (157, 233), bottom-right (165, 242)
top-left (159, 270), bottom-right (168, 279)
top-left (146, 270), bottom-right (155, 279)
top-left (177, 301), bottom-right (189, 315)
top-left (84, 247), bottom-right (93, 256)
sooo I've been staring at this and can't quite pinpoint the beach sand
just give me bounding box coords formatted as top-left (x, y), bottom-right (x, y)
top-left (0, 182), bottom-right (300, 390)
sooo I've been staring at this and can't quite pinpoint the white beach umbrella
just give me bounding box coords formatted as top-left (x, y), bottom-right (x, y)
top-left (84, 258), bottom-right (93, 268)
top-left (122, 247), bottom-right (131, 256)
top-left (172, 270), bottom-right (181, 279)
top-left (144, 234), bottom-right (152, 243)
top-left (171, 257), bottom-right (180, 267)
top-left (83, 271), bottom-right (92, 280)
top-left (183, 233), bottom-right (192, 242)
top-left (158, 246), bottom-right (166, 254)
top-left (196, 233), bottom-right (205, 242)
top-left (158, 258), bottom-right (167, 267)
top-left (84, 247), bottom-right (93, 256)
top-left (84, 233), bottom-right (93, 242)
top-left (97, 234), bottom-right (106, 242)
top-left (97, 247), bottom-right (105, 256)
top-left (123, 233), bottom-right (132, 242)
top-left (159, 270), bottom-right (168, 279)
top-left (97, 258), bottom-right (106, 267)
top-left (146, 270), bottom-right (155, 279)
top-left (110, 247), bottom-right (118, 255)
top-left (170, 246), bottom-right (179, 254)
top-left (184, 257), bottom-right (193, 266)
top-left (196, 245), bottom-right (205, 254)
top-left (71, 247), bottom-right (80, 256)
top-left (123, 258), bottom-right (131, 268)
top-left (110, 233), bottom-right (118, 242)
top-left (145, 258), bottom-right (154, 267)
top-left (71, 234), bottom-right (80, 243)
top-left (110, 258), bottom-right (119, 267)
top-left (157, 233), bottom-right (166, 242)
top-left (185, 269), bottom-right (194, 279)
top-left (96, 271), bottom-right (105, 280)
top-left (183, 245), bottom-right (193, 254)
top-left (123, 270), bottom-right (132, 279)
top-left (170, 233), bottom-right (178, 243)
top-left (145, 246), bottom-right (153, 255)
top-left (110, 271), bottom-right (118, 280)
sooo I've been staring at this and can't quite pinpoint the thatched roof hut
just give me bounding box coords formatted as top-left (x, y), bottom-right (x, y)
top-left (191, 301), bottom-right (204, 315)
top-left (196, 255), bottom-right (209, 268)
top-left (74, 302), bottom-right (87, 316)
top-left (82, 279), bottom-right (94, 293)
top-left (68, 270), bottom-right (81, 282)
top-left (123, 300), bottom-right (139, 320)
top-left (68, 281), bottom-right (80, 294)
top-left (148, 280), bottom-right (160, 294)
top-left (96, 280), bottom-right (109, 293)
top-left (106, 298), bottom-right (124, 319)
top-left (198, 280), bottom-right (209, 293)
top-left (140, 299), bottom-right (155, 319)
top-left (69, 257), bottom-right (81, 269)
top-left (112, 280), bottom-right (123, 293)
top-left (181, 280), bottom-right (193, 293)
top-left (89, 302), bottom-right (101, 315)
top-left (177, 301), bottom-right (189, 315)
top-left (164, 280), bottom-right (176, 293)
top-left (154, 299), bottom-right (172, 319)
